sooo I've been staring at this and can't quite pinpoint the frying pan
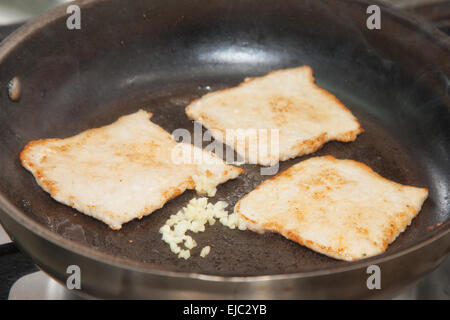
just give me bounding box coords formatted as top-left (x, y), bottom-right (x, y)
top-left (0, 0), bottom-right (449, 299)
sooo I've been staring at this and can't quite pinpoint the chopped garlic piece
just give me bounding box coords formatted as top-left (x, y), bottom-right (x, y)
top-left (184, 236), bottom-right (197, 249)
top-left (178, 249), bottom-right (191, 260)
top-left (170, 242), bottom-right (181, 254)
top-left (200, 246), bottom-right (211, 258)
top-left (159, 197), bottom-right (247, 259)
top-left (192, 174), bottom-right (218, 197)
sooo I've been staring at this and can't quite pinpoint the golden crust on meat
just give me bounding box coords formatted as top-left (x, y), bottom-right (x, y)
top-left (21, 110), bottom-right (243, 230)
top-left (186, 66), bottom-right (363, 166)
top-left (235, 156), bottom-right (428, 261)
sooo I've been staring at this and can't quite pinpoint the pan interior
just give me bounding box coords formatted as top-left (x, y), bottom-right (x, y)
top-left (0, 0), bottom-right (448, 276)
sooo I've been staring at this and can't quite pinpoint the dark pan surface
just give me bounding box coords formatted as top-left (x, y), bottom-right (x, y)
top-left (0, 0), bottom-right (448, 276)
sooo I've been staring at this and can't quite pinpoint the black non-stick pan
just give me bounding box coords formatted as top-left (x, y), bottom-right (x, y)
top-left (0, 0), bottom-right (449, 299)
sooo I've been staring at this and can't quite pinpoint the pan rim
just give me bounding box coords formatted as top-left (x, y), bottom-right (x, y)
top-left (1, 193), bottom-right (449, 282)
top-left (0, 0), bottom-right (449, 282)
